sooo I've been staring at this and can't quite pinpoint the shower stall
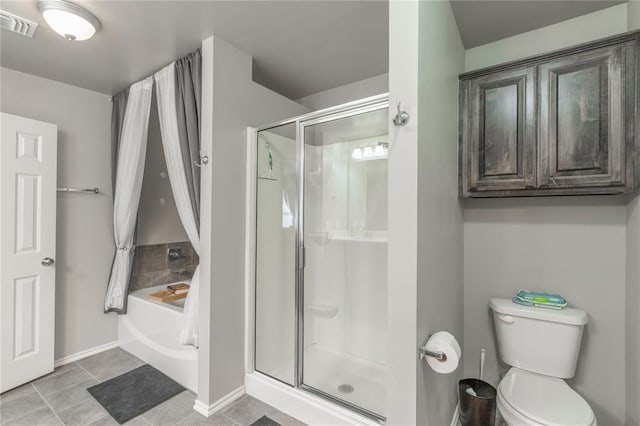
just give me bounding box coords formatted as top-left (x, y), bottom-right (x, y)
top-left (249, 95), bottom-right (389, 421)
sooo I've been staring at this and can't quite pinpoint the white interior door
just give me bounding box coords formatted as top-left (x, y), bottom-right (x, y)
top-left (1, 112), bottom-right (57, 393)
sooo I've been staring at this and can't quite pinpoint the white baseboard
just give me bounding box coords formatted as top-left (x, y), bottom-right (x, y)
top-left (54, 341), bottom-right (119, 368)
top-left (193, 386), bottom-right (245, 417)
top-left (450, 403), bottom-right (460, 426)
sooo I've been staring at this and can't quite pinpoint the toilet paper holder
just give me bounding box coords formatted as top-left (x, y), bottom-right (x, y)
top-left (420, 346), bottom-right (447, 362)
top-left (419, 334), bottom-right (447, 362)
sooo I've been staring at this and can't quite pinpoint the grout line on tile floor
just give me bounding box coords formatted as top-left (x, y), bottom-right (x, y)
top-left (222, 413), bottom-right (241, 425)
top-left (75, 359), bottom-right (154, 425)
top-left (138, 414), bottom-right (153, 425)
top-left (31, 382), bottom-right (65, 425)
top-left (75, 360), bottom-right (100, 382)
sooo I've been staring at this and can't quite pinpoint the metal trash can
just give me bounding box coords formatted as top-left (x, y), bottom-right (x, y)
top-left (458, 378), bottom-right (497, 426)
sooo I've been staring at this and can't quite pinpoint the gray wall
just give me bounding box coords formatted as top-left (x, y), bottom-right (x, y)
top-left (464, 3), bottom-right (627, 71)
top-left (461, 8), bottom-right (633, 424)
top-left (631, 0), bottom-right (640, 31)
top-left (137, 93), bottom-right (188, 246)
top-left (464, 198), bottom-right (627, 425)
top-left (0, 67), bottom-right (117, 360)
top-left (296, 73), bottom-right (388, 111)
top-left (416, 1), bottom-right (465, 424)
top-left (627, 197), bottom-right (640, 426)
top-left (198, 36), bottom-right (309, 407)
top-left (626, 8), bottom-right (640, 426)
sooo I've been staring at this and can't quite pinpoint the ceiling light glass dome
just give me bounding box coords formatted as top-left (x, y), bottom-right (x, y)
top-left (37, 0), bottom-right (101, 41)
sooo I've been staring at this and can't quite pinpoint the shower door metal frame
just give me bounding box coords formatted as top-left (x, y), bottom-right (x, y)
top-left (297, 99), bottom-right (389, 422)
top-left (252, 94), bottom-right (389, 423)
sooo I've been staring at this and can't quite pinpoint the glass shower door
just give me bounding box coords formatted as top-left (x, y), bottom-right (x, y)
top-left (301, 106), bottom-right (388, 418)
top-left (254, 123), bottom-right (298, 385)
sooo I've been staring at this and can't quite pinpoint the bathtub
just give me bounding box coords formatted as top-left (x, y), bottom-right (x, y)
top-left (118, 283), bottom-right (198, 392)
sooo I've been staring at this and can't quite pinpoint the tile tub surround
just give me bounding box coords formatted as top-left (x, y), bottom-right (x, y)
top-left (0, 348), bottom-right (305, 426)
top-left (130, 242), bottom-right (198, 291)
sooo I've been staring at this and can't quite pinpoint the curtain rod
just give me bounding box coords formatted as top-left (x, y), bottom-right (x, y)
top-left (107, 47), bottom-right (201, 103)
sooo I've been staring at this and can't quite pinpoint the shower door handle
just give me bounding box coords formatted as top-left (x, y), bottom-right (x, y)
top-left (298, 246), bottom-right (306, 269)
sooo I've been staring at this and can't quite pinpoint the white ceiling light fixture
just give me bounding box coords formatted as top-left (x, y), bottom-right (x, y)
top-left (37, 0), bottom-right (101, 41)
top-left (351, 142), bottom-right (389, 162)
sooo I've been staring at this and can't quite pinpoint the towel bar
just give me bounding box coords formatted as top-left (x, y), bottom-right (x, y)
top-left (57, 187), bottom-right (100, 194)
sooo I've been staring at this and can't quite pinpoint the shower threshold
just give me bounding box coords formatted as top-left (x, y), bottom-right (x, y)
top-left (256, 344), bottom-right (386, 422)
top-left (245, 371), bottom-right (384, 426)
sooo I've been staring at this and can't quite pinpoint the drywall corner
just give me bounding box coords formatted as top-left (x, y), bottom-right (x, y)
top-left (387, 0), bottom-right (419, 424)
top-left (296, 74), bottom-right (389, 111)
top-left (416, 0), bottom-right (465, 424)
top-left (198, 35), bottom-right (308, 411)
top-left (628, 6), bottom-right (640, 424)
top-left (629, 0), bottom-right (640, 31)
top-left (198, 35), bottom-right (215, 409)
top-left (626, 195), bottom-right (640, 426)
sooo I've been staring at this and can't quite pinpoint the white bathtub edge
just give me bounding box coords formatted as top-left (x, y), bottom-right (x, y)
top-left (119, 287), bottom-right (198, 393)
top-left (54, 341), bottom-right (119, 368)
top-left (193, 386), bottom-right (245, 417)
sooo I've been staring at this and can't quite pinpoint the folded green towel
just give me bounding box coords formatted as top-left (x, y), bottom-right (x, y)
top-left (512, 296), bottom-right (564, 310)
top-left (516, 290), bottom-right (567, 306)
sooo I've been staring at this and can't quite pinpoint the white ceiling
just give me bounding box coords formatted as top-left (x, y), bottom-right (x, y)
top-left (0, 1), bottom-right (629, 100)
top-left (0, 0), bottom-right (389, 98)
top-left (451, 0), bottom-right (627, 49)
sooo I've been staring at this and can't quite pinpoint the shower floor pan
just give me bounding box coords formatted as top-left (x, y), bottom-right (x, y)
top-left (267, 344), bottom-right (386, 417)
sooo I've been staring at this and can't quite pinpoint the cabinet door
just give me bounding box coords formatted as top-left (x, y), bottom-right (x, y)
top-left (466, 67), bottom-right (536, 193)
top-left (538, 42), bottom-right (632, 189)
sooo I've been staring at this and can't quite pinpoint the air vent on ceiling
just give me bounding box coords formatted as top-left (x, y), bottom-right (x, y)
top-left (0, 10), bottom-right (38, 38)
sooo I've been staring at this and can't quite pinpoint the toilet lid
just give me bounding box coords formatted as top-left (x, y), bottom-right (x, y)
top-left (499, 369), bottom-right (594, 426)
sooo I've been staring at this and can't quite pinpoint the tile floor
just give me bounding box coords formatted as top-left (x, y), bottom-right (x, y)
top-left (0, 348), bottom-right (305, 426)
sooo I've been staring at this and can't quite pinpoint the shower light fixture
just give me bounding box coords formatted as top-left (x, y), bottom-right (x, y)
top-left (37, 0), bottom-right (101, 41)
top-left (351, 142), bottom-right (389, 161)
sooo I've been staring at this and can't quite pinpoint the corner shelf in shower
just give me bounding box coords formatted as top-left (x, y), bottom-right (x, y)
top-left (307, 231), bottom-right (388, 244)
top-left (258, 175), bottom-right (277, 181)
top-left (306, 303), bottom-right (339, 318)
top-left (332, 235), bottom-right (387, 243)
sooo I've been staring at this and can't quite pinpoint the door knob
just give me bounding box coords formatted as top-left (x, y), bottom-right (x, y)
top-left (41, 258), bottom-right (55, 266)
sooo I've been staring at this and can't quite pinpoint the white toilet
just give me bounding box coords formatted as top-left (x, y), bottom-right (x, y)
top-left (490, 298), bottom-right (596, 426)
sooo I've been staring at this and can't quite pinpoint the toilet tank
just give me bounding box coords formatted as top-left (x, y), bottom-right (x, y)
top-left (490, 298), bottom-right (588, 378)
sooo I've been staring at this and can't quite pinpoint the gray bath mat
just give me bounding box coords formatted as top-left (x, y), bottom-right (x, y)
top-left (250, 416), bottom-right (281, 426)
top-left (87, 364), bottom-right (185, 424)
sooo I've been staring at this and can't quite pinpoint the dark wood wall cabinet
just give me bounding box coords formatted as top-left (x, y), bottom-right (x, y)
top-left (459, 31), bottom-right (639, 198)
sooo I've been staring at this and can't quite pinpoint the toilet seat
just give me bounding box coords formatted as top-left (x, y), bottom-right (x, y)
top-left (497, 368), bottom-right (595, 426)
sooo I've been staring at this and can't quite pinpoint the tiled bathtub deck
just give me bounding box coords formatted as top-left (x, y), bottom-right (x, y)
top-left (0, 348), bottom-right (304, 426)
